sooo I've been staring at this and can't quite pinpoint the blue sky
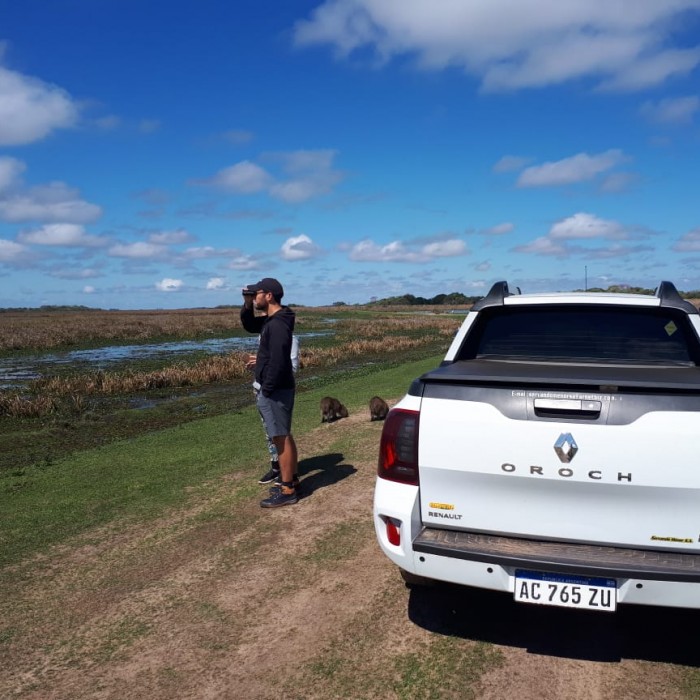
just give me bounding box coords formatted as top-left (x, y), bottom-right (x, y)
top-left (1, 0), bottom-right (700, 309)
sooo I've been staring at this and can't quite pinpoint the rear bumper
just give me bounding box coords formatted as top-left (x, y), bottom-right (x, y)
top-left (373, 478), bottom-right (700, 609)
top-left (414, 528), bottom-right (700, 583)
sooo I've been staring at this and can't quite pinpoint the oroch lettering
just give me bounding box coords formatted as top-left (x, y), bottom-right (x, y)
top-left (500, 463), bottom-right (632, 483)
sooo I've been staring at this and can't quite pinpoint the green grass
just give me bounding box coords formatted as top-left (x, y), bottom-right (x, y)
top-left (294, 582), bottom-right (503, 700)
top-left (392, 638), bottom-right (503, 700)
top-left (302, 518), bottom-right (374, 565)
top-left (0, 355), bottom-right (441, 570)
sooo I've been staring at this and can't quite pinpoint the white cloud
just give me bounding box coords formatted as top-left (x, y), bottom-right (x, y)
top-left (209, 161), bottom-right (274, 193)
top-left (181, 246), bottom-right (219, 259)
top-left (422, 239), bottom-right (467, 257)
top-left (0, 238), bottom-right (28, 262)
top-left (202, 150), bottom-right (344, 203)
top-left (481, 222), bottom-right (514, 236)
top-left (0, 156), bottom-right (25, 192)
top-left (0, 181), bottom-right (102, 223)
top-left (641, 96), bottom-right (700, 124)
top-left (109, 241), bottom-right (168, 259)
top-left (514, 212), bottom-right (645, 259)
top-left (549, 212), bottom-right (626, 240)
top-left (83, 285), bottom-right (95, 294)
top-left (348, 236), bottom-right (468, 263)
top-left (513, 236), bottom-right (571, 258)
top-left (600, 47), bottom-right (700, 91)
top-left (268, 149), bottom-right (343, 203)
top-left (517, 150), bottom-right (627, 187)
top-left (155, 278), bottom-right (183, 292)
top-left (474, 261), bottom-right (491, 272)
top-left (0, 160), bottom-right (101, 225)
top-left (466, 279), bottom-right (488, 290)
top-left (599, 172), bottom-right (638, 193)
top-left (206, 277), bottom-right (226, 290)
top-left (581, 243), bottom-right (653, 259)
top-left (673, 228), bottom-right (700, 252)
top-left (493, 156), bottom-right (530, 173)
top-left (47, 266), bottom-right (101, 280)
top-left (226, 255), bottom-right (260, 270)
top-left (18, 223), bottom-right (109, 247)
top-left (0, 64), bottom-right (79, 145)
top-left (293, 0), bottom-right (700, 92)
top-left (148, 228), bottom-right (195, 244)
top-left (270, 180), bottom-right (325, 203)
top-left (281, 234), bottom-right (323, 261)
top-left (350, 239), bottom-right (423, 263)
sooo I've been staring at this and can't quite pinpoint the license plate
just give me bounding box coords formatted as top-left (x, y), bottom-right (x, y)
top-left (514, 569), bottom-right (617, 612)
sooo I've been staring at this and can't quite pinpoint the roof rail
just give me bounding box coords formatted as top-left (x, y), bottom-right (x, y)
top-left (471, 281), bottom-right (516, 311)
top-left (656, 281), bottom-right (698, 314)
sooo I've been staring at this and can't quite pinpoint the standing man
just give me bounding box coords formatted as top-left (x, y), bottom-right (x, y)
top-left (246, 334), bottom-right (300, 485)
top-left (241, 278), bottom-right (299, 508)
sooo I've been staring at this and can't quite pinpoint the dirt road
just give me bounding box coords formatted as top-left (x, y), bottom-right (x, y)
top-left (1, 411), bottom-right (698, 699)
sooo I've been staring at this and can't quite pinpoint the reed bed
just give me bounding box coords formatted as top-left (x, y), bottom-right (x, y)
top-left (0, 308), bottom-right (245, 352)
top-left (26, 335), bottom-right (432, 399)
top-left (0, 309), bottom-right (462, 418)
top-left (301, 335), bottom-right (429, 366)
top-left (0, 393), bottom-right (58, 418)
top-left (334, 314), bottom-right (462, 338)
top-left (0, 305), bottom-right (464, 352)
top-left (33, 353), bottom-right (251, 395)
top-left (0, 330), bottom-right (446, 418)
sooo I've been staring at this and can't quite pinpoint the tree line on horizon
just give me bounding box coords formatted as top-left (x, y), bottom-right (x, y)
top-left (3, 284), bottom-right (700, 313)
top-left (357, 292), bottom-right (481, 306)
top-left (352, 284), bottom-right (700, 306)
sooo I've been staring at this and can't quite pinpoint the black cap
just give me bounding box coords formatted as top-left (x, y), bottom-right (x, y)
top-left (244, 277), bottom-right (284, 299)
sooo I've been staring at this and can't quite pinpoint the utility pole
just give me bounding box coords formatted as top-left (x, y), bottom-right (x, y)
top-left (585, 265), bottom-right (588, 292)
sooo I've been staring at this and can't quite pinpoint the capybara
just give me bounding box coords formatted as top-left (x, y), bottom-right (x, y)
top-left (369, 396), bottom-right (389, 421)
top-left (320, 396), bottom-right (348, 423)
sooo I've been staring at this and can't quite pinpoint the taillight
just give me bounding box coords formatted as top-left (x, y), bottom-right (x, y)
top-left (378, 408), bottom-right (419, 485)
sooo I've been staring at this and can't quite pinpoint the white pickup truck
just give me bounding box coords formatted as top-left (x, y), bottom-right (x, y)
top-left (374, 281), bottom-right (700, 612)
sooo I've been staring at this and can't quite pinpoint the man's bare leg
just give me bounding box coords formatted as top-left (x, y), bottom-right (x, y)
top-left (273, 435), bottom-right (298, 486)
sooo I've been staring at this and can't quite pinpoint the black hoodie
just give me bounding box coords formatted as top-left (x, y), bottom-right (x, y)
top-left (240, 305), bottom-right (296, 397)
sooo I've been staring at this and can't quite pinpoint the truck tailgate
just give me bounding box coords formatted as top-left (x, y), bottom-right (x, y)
top-left (417, 383), bottom-right (700, 552)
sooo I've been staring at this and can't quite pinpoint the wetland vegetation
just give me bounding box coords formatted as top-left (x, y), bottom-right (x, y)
top-left (0, 305), bottom-right (466, 472)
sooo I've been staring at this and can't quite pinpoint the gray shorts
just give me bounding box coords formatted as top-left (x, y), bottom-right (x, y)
top-left (256, 389), bottom-right (295, 438)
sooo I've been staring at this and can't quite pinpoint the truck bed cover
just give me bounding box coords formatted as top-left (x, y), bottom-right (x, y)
top-left (418, 360), bottom-right (700, 392)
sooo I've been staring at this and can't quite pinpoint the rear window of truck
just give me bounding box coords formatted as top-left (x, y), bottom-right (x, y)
top-left (459, 306), bottom-right (700, 365)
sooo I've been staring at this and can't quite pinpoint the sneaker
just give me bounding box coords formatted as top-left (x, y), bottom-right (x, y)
top-left (260, 489), bottom-right (298, 508)
top-left (258, 467), bottom-right (280, 484)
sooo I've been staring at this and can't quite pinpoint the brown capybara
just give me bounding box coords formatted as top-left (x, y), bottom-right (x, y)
top-left (320, 396), bottom-right (348, 423)
top-left (369, 396), bottom-right (389, 421)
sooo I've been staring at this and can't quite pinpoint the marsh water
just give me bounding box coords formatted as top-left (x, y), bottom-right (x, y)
top-left (0, 331), bottom-right (332, 388)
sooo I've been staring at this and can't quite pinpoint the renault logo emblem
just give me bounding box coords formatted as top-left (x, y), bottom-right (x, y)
top-left (554, 433), bottom-right (578, 463)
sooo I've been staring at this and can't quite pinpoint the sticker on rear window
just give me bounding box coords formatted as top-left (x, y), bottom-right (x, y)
top-left (665, 320), bottom-right (678, 336)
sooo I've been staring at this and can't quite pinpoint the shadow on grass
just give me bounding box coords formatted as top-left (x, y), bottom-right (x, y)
top-left (406, 581), bottom-right (700, 666)
top-left (297, 452), bottom-right (357, 496)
